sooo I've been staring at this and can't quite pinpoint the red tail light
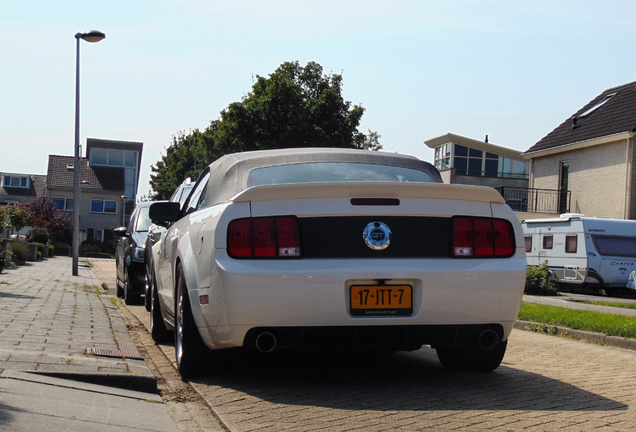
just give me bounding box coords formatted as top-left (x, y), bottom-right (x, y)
top-left (253, 218), bottom-right (276, 257)
top-left (228, 219), bottom-right (252, 257)
top-left (452, 217), bottom-right (515, 258)
top-left (228, 216), bottom-right (302, 259)
top-left (493, 219), bottom-right (515, 256)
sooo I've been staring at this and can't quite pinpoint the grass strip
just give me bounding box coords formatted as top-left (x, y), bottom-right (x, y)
top-left (519, 302), bottom-right (636, 339)
top-left (577, 300), bottom-right (636, 310)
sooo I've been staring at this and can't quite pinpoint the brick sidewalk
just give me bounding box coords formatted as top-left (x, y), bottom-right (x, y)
top-left (0, 257), bottom-right (154, 389)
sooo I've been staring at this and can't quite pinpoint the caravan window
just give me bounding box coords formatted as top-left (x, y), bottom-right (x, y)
top-left (565, 235), bottom-right (577, 253)
top-left (525, 236), bottom-right (532, 252)
top-left (543, 235), bottom-right (553, 250)
top-left (593, 236), bottom-right (636, 258)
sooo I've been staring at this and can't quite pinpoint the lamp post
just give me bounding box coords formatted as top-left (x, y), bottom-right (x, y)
top-left (72, 30), bottom-right (105, 276)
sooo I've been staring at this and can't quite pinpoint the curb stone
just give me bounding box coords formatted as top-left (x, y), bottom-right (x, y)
top-left (515, 320), bottom-right (636, 350)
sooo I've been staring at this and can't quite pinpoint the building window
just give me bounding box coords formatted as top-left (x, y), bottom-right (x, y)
top-left (91, 200), bottom-right (117, 214)
top-left (484, 152), bottom-right (499, 177)
top-left (525, 236), bottom-right (532, 252)
top-left (93, 229), bottom-right (104, 242)
top-left (543, 235), bottom-right (553, 250)
top-left (52, 198), bottom-right (74, 211)
top-left (498, 157), bottom-right (528, 178)
top-left (434, 143), bottom-right (452, 171)
top-left (440, 143), bottom-right (528, 178)
top-left (565, 235), bottom-right (577, 253)
top-left (3, 176), bottom-right (29, 188)
top-left (90, 148), bottom-right (138, 168)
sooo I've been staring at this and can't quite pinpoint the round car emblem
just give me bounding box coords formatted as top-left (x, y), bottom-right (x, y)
top-left (363, 221), bottom-right (392, 250)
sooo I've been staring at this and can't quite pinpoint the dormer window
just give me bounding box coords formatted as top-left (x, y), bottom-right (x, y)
top-left (3, 175), bottom-right (29, 188)
top-left (577, 93), bottom-right (616, 118)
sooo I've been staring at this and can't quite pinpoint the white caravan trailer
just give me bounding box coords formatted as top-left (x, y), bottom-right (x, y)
top-left (522, 214), bottom-right (636, 294)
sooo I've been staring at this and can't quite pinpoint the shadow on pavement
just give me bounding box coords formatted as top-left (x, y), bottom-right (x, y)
top-left (192, 346), bottom-right (627, 412)
top-left (0, 292), bottom-right (39, 299)
top-left (0, 400), bottom-right (20, 428)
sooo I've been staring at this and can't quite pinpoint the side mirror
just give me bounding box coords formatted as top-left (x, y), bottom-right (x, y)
top-left (150, 202), bottom-right (181, 227)
top-left (113, 226), bottom-right (128, 237)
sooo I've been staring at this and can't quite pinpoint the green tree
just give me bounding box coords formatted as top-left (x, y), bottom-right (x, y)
top-left (150, 129), bottom-right (213, 200)
top-left (149, 61), bottom-right (380, 199)
top-left (7, 205), bottom-right (30, 237)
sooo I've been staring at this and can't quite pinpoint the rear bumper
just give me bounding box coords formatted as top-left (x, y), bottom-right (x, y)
top-left (189, 249), bottom-right (527, 350)
top-left (243, 323), bottom-right (508, 351)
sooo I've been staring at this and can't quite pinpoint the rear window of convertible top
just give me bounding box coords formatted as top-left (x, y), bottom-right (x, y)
top-left (247, 162), bottom-right (434, 187)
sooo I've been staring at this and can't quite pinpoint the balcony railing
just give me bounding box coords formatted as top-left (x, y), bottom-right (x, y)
top-left (495, 186), bottom-right (570, 214)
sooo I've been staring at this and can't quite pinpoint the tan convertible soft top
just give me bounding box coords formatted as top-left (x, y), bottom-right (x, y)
top-left (196, 148), bottom-right (444, 208)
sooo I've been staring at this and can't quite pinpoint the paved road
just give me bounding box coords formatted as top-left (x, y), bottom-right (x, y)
top-left (91, 259), bottom-right (636, 431)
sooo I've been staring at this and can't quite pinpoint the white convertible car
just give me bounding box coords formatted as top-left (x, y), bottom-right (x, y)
top-left (149, 148), bottom-right (526, 377)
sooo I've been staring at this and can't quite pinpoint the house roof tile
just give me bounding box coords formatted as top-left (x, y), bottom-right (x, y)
top-left (46, 155), bottom-right (125, 192)
top-left (524, 81), bottom-right (636, 155)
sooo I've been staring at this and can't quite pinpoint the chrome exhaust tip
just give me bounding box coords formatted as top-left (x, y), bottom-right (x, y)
top-left (255, 332), bottom-right (277, 353)
top-left (478, 329), bottom-right (499, 350)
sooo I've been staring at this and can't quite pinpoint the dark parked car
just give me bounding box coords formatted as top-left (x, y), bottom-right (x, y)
top-left (114, 201), bottom-right (154, 304)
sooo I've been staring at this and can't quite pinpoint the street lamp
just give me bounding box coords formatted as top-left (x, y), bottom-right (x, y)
top-left (72, 30), bottom-right (105, 277)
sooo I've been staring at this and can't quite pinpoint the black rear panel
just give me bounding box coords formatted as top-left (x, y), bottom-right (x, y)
top-left (299, 216), bottom-right (450, 258)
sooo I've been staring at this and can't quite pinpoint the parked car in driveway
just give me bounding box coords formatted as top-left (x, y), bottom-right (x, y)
top-left (114, 201), bottom-right (154, 305)
top-left (149, 148), bottom-right (527, 377)
top-left (144, 178), bottom-right (194, 312)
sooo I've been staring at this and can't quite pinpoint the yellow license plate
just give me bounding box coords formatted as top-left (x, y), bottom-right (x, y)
top-left (350, 285), bottom-right (413, 316)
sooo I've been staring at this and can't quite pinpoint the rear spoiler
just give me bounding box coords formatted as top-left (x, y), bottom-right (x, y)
top-left (231, 182), bottom-right (505, 204)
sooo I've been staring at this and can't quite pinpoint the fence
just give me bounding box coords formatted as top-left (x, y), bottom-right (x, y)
top-left (495, 187), bottom-right (570, 214)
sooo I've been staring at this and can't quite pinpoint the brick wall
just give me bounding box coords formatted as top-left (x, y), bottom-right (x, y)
top-left (531, 139), bottom-right (629, 218)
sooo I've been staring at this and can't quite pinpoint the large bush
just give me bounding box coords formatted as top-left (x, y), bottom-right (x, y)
top-left (79, 239), bottom-right (114, 257)
top-left (525, 261), bottom-right (559, 296)
top-left (0, 243), bottom-right (5, 272)
top-left (51, 242), bottom-right (70, 256)
top-left (11, 241), bottom-right (29, 263)
top-left (27, 197), bottom-right (72, 244)
top-left (26, 227), bottom-right (50, 244)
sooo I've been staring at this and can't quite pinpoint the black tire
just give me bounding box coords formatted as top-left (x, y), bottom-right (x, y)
top-left (144, 274), bottom-right (152, 312)
top-left (123, 271), bottom-right (141, 305)
top-left (436, 340), bottom-right (508, 372)
top-left (150, 278), bottom-right (172, 343)
top-left (175, 266), bottom-right (208, 378)
top-left (116, 273), bottom-right (124, 298)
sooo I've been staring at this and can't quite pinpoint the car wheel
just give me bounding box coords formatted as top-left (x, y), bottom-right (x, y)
top-left (175, 265), bottom-right (207, 378)
top-left (144, 274), bottom-right (152, 312)
top-left (436, 340), bottom-right (508, 372)
top-left (123, 271), bottom-right (140, 305)
top-left (150, 278), bottom-right (172, 343)
top-left (116, 272), bottom-right (124, 298)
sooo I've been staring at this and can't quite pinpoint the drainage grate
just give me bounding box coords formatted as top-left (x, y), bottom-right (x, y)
top-left (86, 347), bottom-right (144, 360)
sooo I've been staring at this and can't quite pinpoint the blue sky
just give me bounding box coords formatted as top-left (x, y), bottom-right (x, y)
top-left (2, 1), bottom-right (635, 197)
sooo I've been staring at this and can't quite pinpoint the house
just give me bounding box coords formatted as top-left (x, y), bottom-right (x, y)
top-left (424, 133), bottom-right (533, 212)
top-left (45, 138), bottom-right (143, 244)
top-left (523, 81), bottom-right (636, 219)
top-left (424, 133), bottom-right (529, 186)
top-left (0, 172), bottom-right (47, 206)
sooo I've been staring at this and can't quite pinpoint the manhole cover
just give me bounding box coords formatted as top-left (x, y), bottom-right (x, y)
top-left (86, 347), bottom-right (143, 360)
